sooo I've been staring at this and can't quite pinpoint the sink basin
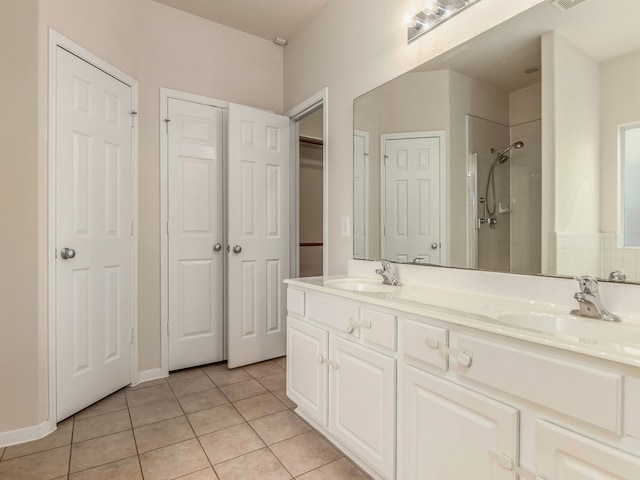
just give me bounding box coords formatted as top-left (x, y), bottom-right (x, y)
top-left (325, 278), bottom-right (399, 293)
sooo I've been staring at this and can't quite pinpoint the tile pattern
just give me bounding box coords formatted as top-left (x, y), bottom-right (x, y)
top-left (0, 357), bottom-right (373, 480)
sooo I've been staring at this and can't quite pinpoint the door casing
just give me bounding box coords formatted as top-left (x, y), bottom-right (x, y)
top-left (47, 29), bottom-right (139, 432)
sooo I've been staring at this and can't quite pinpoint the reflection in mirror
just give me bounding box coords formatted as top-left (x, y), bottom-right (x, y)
top-left (353, 0), bottom-right (640, 283)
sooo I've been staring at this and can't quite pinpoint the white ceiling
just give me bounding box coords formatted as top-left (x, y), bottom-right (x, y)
top-left (152, 0), bottom-right (330, 42)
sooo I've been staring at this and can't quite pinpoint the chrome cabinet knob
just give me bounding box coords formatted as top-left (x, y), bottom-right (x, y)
top-left (431, 243), bottom-right (438, 250)
top-left (232, 245), bottom-right (242, 254)
top-left (213, 243), bottom-right (222, 252)
top-left (60, 248), bottom-right (76, 260)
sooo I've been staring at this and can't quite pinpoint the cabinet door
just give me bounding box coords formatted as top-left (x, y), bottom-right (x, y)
top-left (329, 335), bottom-right (395, 480)
top-left (537, 420), bottom-right (640, 479)
top-left (401, 365), bottom-right (518, 480)
top-left (287, 316), bottom-right (328, 426)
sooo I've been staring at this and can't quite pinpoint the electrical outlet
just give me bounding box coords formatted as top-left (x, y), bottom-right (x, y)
top-left (341, 217), bottom-right (350, 237)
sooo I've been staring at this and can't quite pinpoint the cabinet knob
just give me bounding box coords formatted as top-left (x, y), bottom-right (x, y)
top-left (346, 318), bottom-right (355, 334)
top-left (317, 354), bottom-right (325, 365)
top-left (457, 351), bottom-right (473, 368)
top-left (426, 338), bottom-right (440, 349)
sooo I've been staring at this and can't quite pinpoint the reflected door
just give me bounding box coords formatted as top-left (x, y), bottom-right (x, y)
top-left (167, 98), bottom-right (224, 370)
top-left (227, 103), bottom-right (290, 368)
top-left (353, 130), bottom-right (369, 259)
top-left (55, 47), bottom-right (133, 420)
top-left (382, 134), bottom-right (441, 264)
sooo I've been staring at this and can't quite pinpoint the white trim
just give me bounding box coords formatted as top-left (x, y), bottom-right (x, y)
top-left (0, 421), bottom-right (54, 449)
top-left (47, 29), bottom-right (139, 428)
top-left (380, 131), bottom-right (447, 264)
top-left (286, 88), bottom-right (329, 276)
top-left (354, 129), bottom-right (370, 260)
top-left (133, 368), bottom-right (166, 386)
top-left (159, 88), bottom-right (229, 377)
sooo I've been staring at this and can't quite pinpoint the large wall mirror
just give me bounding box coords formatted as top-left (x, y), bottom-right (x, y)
top-left (353, 0), bottom-right (640, 283)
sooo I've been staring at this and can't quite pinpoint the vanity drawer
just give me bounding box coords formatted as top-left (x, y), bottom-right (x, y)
top-left (403, 319), bottom-right (448, 371)
top-left (361, 308), bottom-right (396, 351)
top-left (287, 288), bottom-right (305, 317)
top-left (455, 333), bottom-right (623, 434)
top-left (306, 293), bottom-right (359, 334)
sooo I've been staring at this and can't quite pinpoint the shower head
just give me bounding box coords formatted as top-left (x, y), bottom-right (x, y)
top-left (496, 141), bottom-right (524, 164)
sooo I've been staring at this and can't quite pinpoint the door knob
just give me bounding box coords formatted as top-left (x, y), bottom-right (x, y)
top-left (213, 243), bottom-right (222, 252)
top-left (431, 243), bottom-right (438, 250)
top-left (60, 248), bottom-right (76, 260)
top-left (232, 245), bottom-right (242, 254)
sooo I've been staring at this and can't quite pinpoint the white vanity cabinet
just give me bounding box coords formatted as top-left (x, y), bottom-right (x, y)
top-left (286, 289), bottom-right (396, 480)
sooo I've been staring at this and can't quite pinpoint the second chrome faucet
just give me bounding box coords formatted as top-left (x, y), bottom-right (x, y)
top-left (571, 275), bottom-right (619, 322)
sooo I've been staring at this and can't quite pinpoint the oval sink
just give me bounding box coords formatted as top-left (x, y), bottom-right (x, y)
top-left (325, 278), bottom-right (399, 293)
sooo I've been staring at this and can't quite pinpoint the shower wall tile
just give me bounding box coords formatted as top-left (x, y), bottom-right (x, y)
top-left (555, 233), bottom-right (601, 278)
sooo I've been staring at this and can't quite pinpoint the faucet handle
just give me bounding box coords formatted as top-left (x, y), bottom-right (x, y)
top-left (377, 259), bottom-right (392, 271)
top-left (574, 275), bottom-right (599, 294)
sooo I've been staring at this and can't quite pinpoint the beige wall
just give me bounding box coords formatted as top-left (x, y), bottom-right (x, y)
top-left (1, 0), bottom-right (283, 433)
top-left (284, 0), bottom-right (545, 274)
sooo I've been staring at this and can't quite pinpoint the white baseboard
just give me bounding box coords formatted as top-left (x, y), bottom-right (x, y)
top-left (133, 368), bottom-right (165, 386)
top-left (0, 420), bottom-right (54, 448)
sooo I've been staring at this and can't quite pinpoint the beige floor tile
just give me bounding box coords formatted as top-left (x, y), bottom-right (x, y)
top-left (257, 372), bottom-right (286, 392)
top-left (249, 410), bottom-right (311, 445)
top-left (168, 367), bottom-right (205, 383)
top-left (70, 430), bottom-right (137, 473)
top-left (0, 447), bottom-right (4, 460)
top-left (0, 445), bottom-right (70, 480)
top-left (270, 431), bottom-right (341, 477)
top-left (3, 418), bottom-right (73, 460)
top-left (274, 357), bottom-right (286, 370)
top-left (233, 393), bottom-right (287, 421)
top-left (126, 383), bottom-right (175, 408)
top-left (272, 390), bottom-right (297, 410)
top-left (73, 408), bottom-right (131, 443)
top-left (68, 455), bottom-right (142, 480)
top-left (129, 398), bottom-right (183, 428)
top-left (128, 377), bottom-right (168, 391)
top-left (243, 360), bottom-right (284, 379)
top-left (177, 388), bottom-right (229, 414)
top-left (187, 404), bottom-right (244, 436)
top-left (134, 416), bottom-right (195, 453)
top-left (74, 390), bottom-right (127, 420)
top-left (213, 448), bottom-right (291, 480)
top-left (170, 375), bottom-right (215, 397)
top-left (207, 368), bottom-right (252, 387)
top-left (201, 363), bottom-right (229, 377)
top-left (199, 423), bottom-right (264, 465)
top-left (296, 457), bottom-right (372, 480)
top-left (139, 438), bottom-right (210, 480)
top-left (177, 467), bottom-right (219, 479)
top-left (219, 379), bottom-right (268, 402)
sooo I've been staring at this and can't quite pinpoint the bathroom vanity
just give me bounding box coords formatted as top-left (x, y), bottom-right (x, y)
top-left (285, 262), bottom-right (640, 480)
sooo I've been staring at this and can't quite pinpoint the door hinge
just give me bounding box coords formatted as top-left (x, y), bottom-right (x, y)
top-left (166, 221), bottom-right (169, 235)
top-left (130, 327), bottom-right (135, 344)
top-left (383, 155), bottom-right (388, 166)
top-left (164, 118), bottom-right (171, 134)
top-left (383, 226), bottom-right (387, 236)
top-left (130, 111), bottom-right (138, 128)
top-left (167, 322), bottom-right (170, 336)
top-left (130, 221), bottom-right (134, 236)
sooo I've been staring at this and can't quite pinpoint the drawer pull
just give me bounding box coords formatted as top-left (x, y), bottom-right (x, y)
top-left (489, 451), bottom-right (540, 480)
top-left (328, 360), bottom-right (340, 369)
top-left (425, 338), bottom-right (473, 367)
top-left (317, 354), bottom-right (325, 365)
top-left (360, 319), bottom-right (372, 329)
top-left (345, 318), bottom-right (355, 334)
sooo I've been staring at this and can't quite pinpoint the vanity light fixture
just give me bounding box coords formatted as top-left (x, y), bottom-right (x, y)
top-left (406, 0), bottom-right (482, 44)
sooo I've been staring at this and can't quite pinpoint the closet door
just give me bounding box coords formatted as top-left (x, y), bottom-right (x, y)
top-left (227, 103), bottom-right (290, 368)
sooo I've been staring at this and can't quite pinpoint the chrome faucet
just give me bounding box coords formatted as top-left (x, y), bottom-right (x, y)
top-left (570, 275), bottom-right (619, 322)
top-left (375, 260), bottom-right (402, 286)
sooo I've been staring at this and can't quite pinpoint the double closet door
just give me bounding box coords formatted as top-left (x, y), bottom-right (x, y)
top-left (167, 98), bottom-right (290, 370)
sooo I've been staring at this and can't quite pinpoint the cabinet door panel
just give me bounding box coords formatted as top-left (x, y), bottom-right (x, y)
top-left (330, 335), bottom-right (395, 479)
top-left (401, 365), bottom-right (518, 480)
top-left (537, 420), bottom-right (640, 479)
top-left (287, 316), bottom-right (328, 426)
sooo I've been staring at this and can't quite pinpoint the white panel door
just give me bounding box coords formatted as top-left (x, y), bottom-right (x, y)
top-left (353, 130), bottom-right (369, 260)
top-left (329, 335), bottom-right (396, 479)
top-left (401, 365), bottom-right (518, 480)
top-left (537, 421), bottom-right (640, 479)
top-left (55, 47), bottom-right (133, 420)
top-left (383, 135), bottom-right (441, 264)
top-left (227, 103), bottom-right (290, 368)
top-left (286, 317), bottom-right (328, 426)
top-left (167, 98), bottom-right (224, 370)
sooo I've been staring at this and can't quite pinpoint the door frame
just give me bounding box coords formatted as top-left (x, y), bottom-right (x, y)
top-left (380, 131), bottom-right (446, 263)
top-left (285, 88), bottom-right (329, 277)
top-left (47, 30), bottom-right (140, 431)
top-left (159, 88), bottom-right (229, 377)
top-left (353, 129), bottom-right (370, 260)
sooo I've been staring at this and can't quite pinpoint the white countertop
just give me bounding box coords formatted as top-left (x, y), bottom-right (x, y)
top-left (285, 275), bottom-right (640, 368)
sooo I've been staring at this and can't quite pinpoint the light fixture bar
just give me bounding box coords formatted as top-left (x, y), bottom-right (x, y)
top-left (407, 0), bottom-right (483, 44)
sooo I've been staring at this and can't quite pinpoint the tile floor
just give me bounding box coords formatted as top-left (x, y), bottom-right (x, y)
top-left (0, 357), bottom-right (373, 480)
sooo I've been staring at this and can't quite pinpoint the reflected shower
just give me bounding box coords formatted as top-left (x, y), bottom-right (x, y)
top-left (481, 141), bottom-right (525, 228)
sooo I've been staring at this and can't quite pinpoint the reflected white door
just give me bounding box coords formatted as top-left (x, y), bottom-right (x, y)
top-left (353, 130), bottom-right (369, 260)
top-left (167, 99), bottom-right (224, 370)
top-left (227, 103), bottom-right (290, 368)
top-left (382, 134), bottom-right (441, 264)
top-left (55, 47), bottom-right (133, 420)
